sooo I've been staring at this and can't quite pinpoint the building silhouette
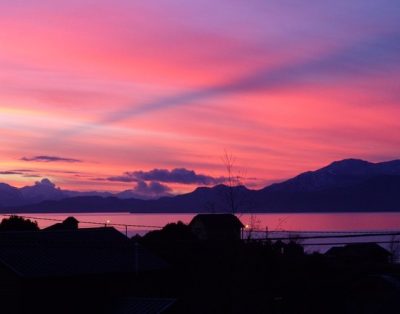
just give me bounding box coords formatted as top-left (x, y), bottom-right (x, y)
top-left (189, 214), bottom-right (244, 241)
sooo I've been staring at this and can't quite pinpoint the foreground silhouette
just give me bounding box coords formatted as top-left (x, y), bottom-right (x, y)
top-left (137, 215), bottom-right (400, 314)
top-left (0, 215), bottom-right (399, 313)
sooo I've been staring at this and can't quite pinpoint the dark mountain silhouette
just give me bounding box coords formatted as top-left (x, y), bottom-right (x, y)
top-left (7, 185), bottom-right (252, 213)
top-left (253, 174), bottom-right (400, 212)
top-left (0, 183), bottom-right (23, 207)
top-left (115, 188), bottom-right (173, 200)
top-left (0, 178), bottom-right (116, 207)
top-left (1, 158), bottom-right (400, 213)
top-left (20, 178), bottom-right (65, 204)
top-left (265, 159), bottom-right (400, 192)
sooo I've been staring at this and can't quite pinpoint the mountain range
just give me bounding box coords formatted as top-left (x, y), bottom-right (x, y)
top-left (1, 158), bottom-right (400, 213)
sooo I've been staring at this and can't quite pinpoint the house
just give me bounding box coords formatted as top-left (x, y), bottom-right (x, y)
top-left (325, 243), bottom-right (391, 264)
top-left (43, 216), bottom-right (79, 231)
top-left (0, 227), bottom-right (169, 314)
top-left (189, 214), bottom-right (244, 241)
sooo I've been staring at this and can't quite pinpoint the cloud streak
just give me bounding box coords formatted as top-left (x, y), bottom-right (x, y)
top-left (104, 33), bottom-right (400, 120)
top-left (21, 155), bottom-right (82, 163)
top-left (106, 168), bottom-right (225, 185)
top-left (0, 170), bottom-right (42, 178)
top-left (58, 32), bottom-right (400, 138)
top-left (0, 171), bottom-right (22, 175)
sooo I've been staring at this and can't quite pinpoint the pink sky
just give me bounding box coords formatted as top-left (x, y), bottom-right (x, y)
top-left (0, 0), bottom-right (399, 195)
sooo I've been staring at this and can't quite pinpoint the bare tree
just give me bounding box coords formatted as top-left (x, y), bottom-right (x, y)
top-left (273, 217), bottom-right (289, 232)
top-left (246, 213), bottom-right (261, 240)
top-left (221, 150), bottom-right (246, 213)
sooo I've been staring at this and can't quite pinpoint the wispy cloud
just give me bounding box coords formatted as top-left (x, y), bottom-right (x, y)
top-left (59, 32), bottom-right (400, 137)
top-left (106, 168), bottom-right (225, 185)
top-left (10, 169), bottom-right (36, 172)
top-left (21, 155), bottom-right (82, 163)
top-left (0, 170), bottom-right (42, 179)
top-left (0, 171), bottom-right (22, 175)
top-left (99, 34), bottom-right (395, 123)
top-left (0, 169), bottom-right (42, 178)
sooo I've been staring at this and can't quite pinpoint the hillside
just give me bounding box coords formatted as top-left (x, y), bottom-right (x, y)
top-left (1, 159), bottom-right (400, 213)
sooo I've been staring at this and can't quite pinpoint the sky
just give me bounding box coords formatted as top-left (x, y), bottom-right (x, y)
top-left (0, 0), bottom-right (399, 196)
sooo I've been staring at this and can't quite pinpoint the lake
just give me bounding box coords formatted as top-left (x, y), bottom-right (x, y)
top-left (4, 212), bottom-right (400, 255)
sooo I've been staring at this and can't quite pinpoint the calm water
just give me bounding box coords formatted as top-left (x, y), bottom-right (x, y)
top-left (7, 212), bottom-right (400, 255)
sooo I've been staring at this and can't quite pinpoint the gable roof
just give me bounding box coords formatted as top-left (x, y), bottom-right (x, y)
top-left (0, 227), bottom-right (167, 278)
top-left (189, 214), bottom-right (244, 229)
top-left (60, 216), bottom-right (79, 224)
top-left (326, 243), bottom-right (391, 257)
top-left (43, 216), bottom-right (79, 231)
top-left (346, 243), bottom-right (391, 255)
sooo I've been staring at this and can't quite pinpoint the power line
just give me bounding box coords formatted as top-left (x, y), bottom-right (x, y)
top-left (3, 214), bottom-right (400, 251)
top-left (0, 214), bottom-right (163, 229)
top-left (2, 214), bottom-right (400, 242)
top-left (302, 240), bottom-right (400, 246)
top-left (251, 229), bottom-right (400, 234)
top-left (245, 232), bottom-right (400, 241)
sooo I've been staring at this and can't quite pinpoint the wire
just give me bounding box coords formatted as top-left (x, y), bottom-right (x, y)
top-left (2, 214), bottom-right (400, 242)
top-left (302, 240), bottom-right (400, 246)
top-left (256, 232), bottom-right (400, 241)
top-left (249, 229), bottom-right (400, 234)
top-left (0, 214), bottom-right (163, 229)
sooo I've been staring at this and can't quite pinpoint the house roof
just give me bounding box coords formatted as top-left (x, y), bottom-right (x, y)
top-left (0, 227), bottom-right (167, 278)
top-left (43, 216), bottom-right (79, 231)
top-left (63, 216), bottom-right (79, 223)
top-left (189, 214), bottom-right (244, 229)
top-left (326, 243), bottom-right (391, 257)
